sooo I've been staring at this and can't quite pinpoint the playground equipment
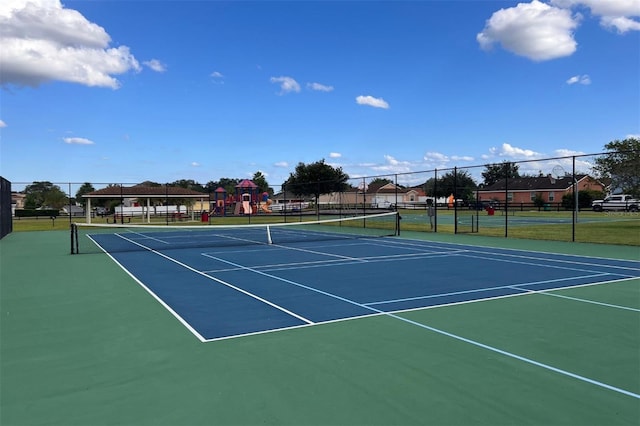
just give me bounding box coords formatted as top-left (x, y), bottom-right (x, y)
top-left (241, 193), bottom-right (251, 214)
top-left (260, 191), bottom-right (272, 213)
top-left (210, 187), bottom-right (227, 216)
top-left (233, 179), bottom-right (259, 215)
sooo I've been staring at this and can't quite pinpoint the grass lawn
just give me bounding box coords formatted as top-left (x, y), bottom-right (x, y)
top-left (398, 209), bottom-right (640, 246)
top-left (11, 209), bottom-right (639, 246)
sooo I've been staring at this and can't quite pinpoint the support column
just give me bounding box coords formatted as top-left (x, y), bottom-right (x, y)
top-left (86, 199), bottom-right (92, 224)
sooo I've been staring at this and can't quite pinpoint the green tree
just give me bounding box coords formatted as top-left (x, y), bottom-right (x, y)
top-left (170, 179), bottom-right (205, 193)
top-left (252, 171), bottom-right (272, 195)
top-left (593, 138), bottom-right (640, 197)
top-left (423, 177), bottom-right (437, 197)
top-left (75, 183), bottom-right (95, 208)
top-left (284, 159), bottom-right (349, 208)
top-left (532, 194), bottom-right (545, 208)
top-left (369, 178), bottom-right (393, 187)
top-left (24, 181), bottom-right (68, 209)
top-left (438, 170), bottom-right (477, 202)
top-left (482, 161), bottom-right (520, 186)
top-left (424, 170), bottom-right (477, 201)
top-left (219, 178), bottom-right (241, 196)
top-left (204, 178), bottom-right (241, 196)
top-left (138, 180), bottom-right (162, 187)
top-left (562, 189), bottom-right (604, 210)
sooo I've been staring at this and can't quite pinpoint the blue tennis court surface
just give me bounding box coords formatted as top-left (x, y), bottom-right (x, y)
top-left (91, 232), bottom-right (640, 342)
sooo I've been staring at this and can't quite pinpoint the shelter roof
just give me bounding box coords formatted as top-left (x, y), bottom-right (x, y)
top-left (83, 185), bottom-right (208, 198)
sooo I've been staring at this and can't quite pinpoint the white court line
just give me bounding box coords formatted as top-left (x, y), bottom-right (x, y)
top-left (510, 284), bottom-right (640, 312)
top-left (205, 250), bottom-right (467, 274)
top-left (96, 233), bottom-right (640, 399)
top-left (126, 230), bottom-right (171, 245)
top-left (86, 235), bottom-right (207, 342)
top-left (383, 238), bottom-right (640, 271)
top-left (114, 233), bottom-right (314, 325)
top-left (458, 252), bottom-right (637, 277)
top-left (199, 252), bottom-right (640, 400)
top-left (364, 273), bottom-right (611, 307)
top-left (257, 253), bottom-right (456, 273)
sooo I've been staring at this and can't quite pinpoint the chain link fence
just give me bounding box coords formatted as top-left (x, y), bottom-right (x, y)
top-left (9, 150), bottom-right (640, 245)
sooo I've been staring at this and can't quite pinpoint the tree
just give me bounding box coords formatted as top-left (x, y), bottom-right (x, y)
top-left (562, 189), bottom-right (604, 210)
top-left (437, 170), bottom-right (478, 202)
top-left (170, 179), bottom-right (206, 193)
top-left (423, 170), bottom-right (477, 201)
top-left (252, 171), bottom-right (272, 195)
top-left (423, 177), bottom-right (437, 197)
top-left (593, 138), bottom-right (640, 197)
top-left (139, 180), bottom-right (162, 187)
top-left (24, 181), bottom-right (68, 209)
top-left (482, 161), bottom-right (520, 186)
top-left (369, 178), bottom-right (393, 187)
top-left (204, 178), bottom-right (240, 196)
top-left (75, 183), bottom-right (95, 208)
top-left (284, 159), bottom-right (349, 208)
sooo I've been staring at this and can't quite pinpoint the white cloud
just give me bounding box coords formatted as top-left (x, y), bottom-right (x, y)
top-left (63, 137), bottom-right (94, 145)
top-left (490, 143), bottom-right (541, 159)
top-left (451, 155), bottom-right (474, 162)
top-left (369, 155), bottom-right (413, 174)
top-left (551, 0), bottom-right (640, 33)
top-left (307, 82), bottom-right (334, 92)
top-left (329, 152), bottom-right (341, 158)
top-left (423, 152), bottom-right (449, 162)
top-left (0, 120), bottom-right (6, 128)
top-left (554, 148), bottom-right (586, 156)
top-left (0, 0), bottom-right (141, 88)
top-left (270, 76), bottom-right (301, 95)
top-left (355, 95), bottom-right (390, 109)
top-left (566, 74), bottom-right (591, 85)
top-left (191, 162), bottom-right (200, 167)
top-left (477, 0), bottom-right (580, 61)
top-left (210, 71), bottom-right (224, 85)
top-left (600, 15), bottom-right (640, 32)
top-left (143, 59), bottom-right (166, 72)
top-left (274, 161), bottom-right (289, 168)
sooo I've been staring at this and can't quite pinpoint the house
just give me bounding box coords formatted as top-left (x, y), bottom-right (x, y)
top-left (316, 182), bottom-right (429, 208)
top-left (368, 182), bottom-right (427, 207)
top-left (477, 174), bottom-right (604, 205)
top-left (11, 192), bottom-right (25, 215)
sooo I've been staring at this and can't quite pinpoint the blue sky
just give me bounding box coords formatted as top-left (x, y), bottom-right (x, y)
top-left (1, 0), bottom-right (639, 189)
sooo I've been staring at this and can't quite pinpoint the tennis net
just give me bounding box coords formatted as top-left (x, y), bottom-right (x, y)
top-left (70, 211), bottom-right (399, 254)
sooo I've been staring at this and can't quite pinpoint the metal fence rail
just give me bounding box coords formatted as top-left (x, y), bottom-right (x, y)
top-left (9, 149), bottom-right (640, 245)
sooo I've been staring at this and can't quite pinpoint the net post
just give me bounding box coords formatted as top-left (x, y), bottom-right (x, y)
top-left (70, 223), bottom-right (77, 254)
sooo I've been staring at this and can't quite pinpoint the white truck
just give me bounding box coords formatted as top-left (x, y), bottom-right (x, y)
top-left (592, 194), bottom-right (639, 212)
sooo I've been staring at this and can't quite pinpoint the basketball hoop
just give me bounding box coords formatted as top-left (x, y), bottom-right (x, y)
top-left (550, 165), bottom-right (565, 184)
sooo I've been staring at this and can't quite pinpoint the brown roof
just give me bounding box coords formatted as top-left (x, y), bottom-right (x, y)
top-left (84, 186), bottom-right (208, 198)
top-left (479, 174), bottom-right (594, 192)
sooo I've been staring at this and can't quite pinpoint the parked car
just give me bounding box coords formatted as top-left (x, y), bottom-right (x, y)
top-left (592, 194), bottom-right (639, 212)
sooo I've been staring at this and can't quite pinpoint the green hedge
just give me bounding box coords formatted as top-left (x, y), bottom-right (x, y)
top-left (15, 209), bottom-right (59, 218)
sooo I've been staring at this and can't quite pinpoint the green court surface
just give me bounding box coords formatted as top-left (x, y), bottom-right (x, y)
top-left (1, 229), bottom-right (639, 425)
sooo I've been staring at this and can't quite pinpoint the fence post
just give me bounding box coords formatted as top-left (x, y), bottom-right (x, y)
top-left (504, 175), bottom-right (509, 238)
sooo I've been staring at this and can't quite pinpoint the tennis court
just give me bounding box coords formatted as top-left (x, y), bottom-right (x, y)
top-left (1, 216), bottom-right (639, 425)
